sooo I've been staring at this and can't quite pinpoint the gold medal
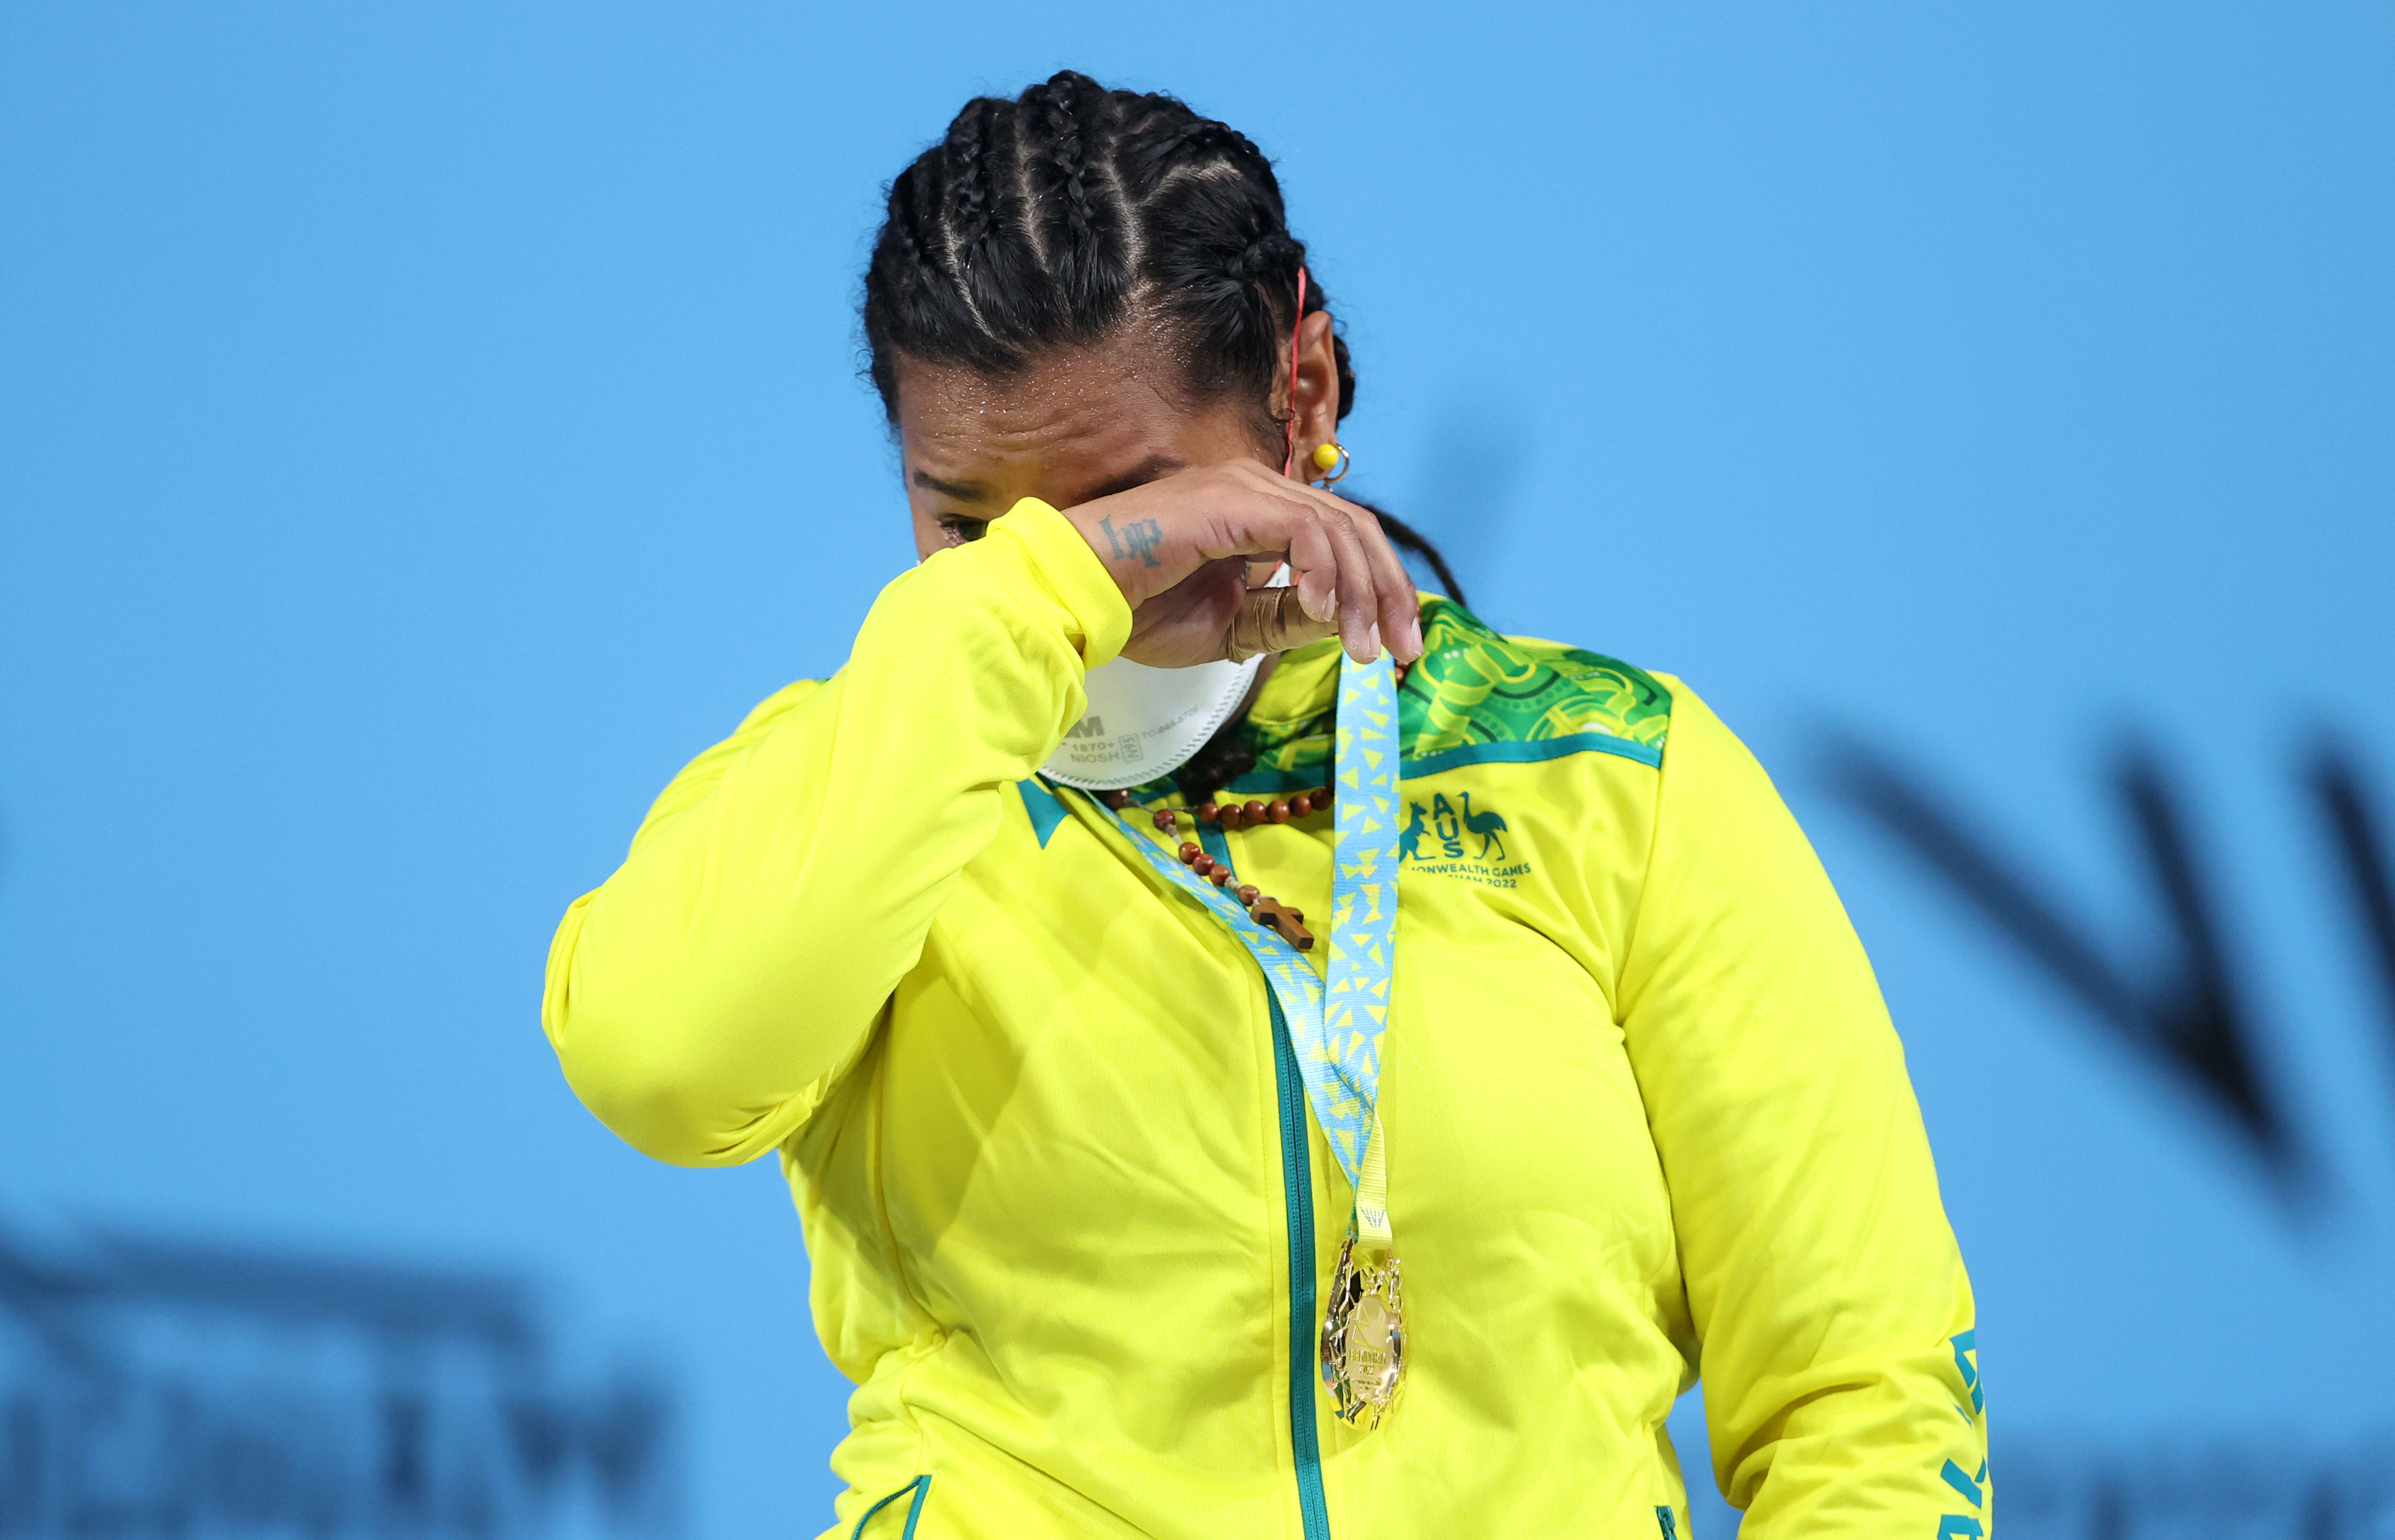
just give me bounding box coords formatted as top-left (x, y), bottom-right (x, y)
top-left (1319, 1233), bottom-right (1405, 1426)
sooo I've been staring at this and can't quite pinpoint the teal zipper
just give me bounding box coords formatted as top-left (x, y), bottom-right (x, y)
top-left (1270, 990), bottom-right (1333, 1540)
top-left (1194, 824), bottom-right (1331, 1540)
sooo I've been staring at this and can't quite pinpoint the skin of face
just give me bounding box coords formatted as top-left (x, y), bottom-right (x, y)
top-left (895, 312), bottom-right (1344, 563)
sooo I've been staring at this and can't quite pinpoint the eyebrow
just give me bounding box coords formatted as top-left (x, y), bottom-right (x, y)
top-left (1081, 454), bottom-right (1188, 502)
top-left (912, 453), bottom-right (1189, 509)
top-left (912, 469), bottom-right (995, 502)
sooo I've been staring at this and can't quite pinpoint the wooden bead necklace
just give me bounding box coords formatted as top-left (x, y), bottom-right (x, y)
top-left (1097, 783), bottom-right (1334, 950)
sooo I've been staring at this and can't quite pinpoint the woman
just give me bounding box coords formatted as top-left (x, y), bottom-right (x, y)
top-left (544, 72), bottom-right (1986, 1540)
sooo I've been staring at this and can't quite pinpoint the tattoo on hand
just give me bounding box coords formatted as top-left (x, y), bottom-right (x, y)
top-left (1099, 513), bottom-right (1164, 568)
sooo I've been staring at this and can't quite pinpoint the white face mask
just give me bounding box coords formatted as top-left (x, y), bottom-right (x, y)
top-left (1040, 564), bottom-right (1290, 792)
top-left (1040, 654), bottom-right (1262, 791)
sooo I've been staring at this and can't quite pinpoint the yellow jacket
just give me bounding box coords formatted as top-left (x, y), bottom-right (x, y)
top-left (544, 499), bottom-right (1988, 1540)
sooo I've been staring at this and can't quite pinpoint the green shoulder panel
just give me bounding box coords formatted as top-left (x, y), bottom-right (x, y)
top-left (1401, 596), bottom-right (1670, 774)
top-left (1232, 597), bottom-right (1671, 792)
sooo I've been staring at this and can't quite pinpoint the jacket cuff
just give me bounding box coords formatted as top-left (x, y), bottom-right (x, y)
top-left (986, 496), bottom-right (1134, 668)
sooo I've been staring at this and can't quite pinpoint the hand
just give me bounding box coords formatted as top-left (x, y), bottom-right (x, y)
top-left (1060, 461), bottom-right (1425, 670)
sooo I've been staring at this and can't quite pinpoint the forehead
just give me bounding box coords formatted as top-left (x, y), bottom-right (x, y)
top-left (894, 333), bottom-right (1256, 501)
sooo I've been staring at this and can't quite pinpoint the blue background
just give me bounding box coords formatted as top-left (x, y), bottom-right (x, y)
top-left (4, 3), bottom-right (2390, 1533)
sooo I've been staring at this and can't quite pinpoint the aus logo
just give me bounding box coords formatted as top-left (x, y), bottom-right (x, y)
top-left (1400, 792), bottom-right (1509, 862)
top-left (1400, 791), bottom-right (1528, 888)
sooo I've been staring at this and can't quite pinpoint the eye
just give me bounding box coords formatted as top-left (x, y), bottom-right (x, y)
top-left (938, 515), bottom-right (989, 546)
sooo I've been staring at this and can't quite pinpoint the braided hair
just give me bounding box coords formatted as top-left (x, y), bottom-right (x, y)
top-left (861, 71), bottom-right (1464, 612)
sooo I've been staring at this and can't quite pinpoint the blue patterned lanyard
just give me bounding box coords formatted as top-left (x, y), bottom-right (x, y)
top-left (1094, 652), bottom-right (1401, 1209)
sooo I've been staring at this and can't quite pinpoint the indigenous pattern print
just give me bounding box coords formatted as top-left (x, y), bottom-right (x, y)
top-left (1228, 597), bottom-right (1674, 793)
top-left (1404, 596), bottom-right (1671, 764)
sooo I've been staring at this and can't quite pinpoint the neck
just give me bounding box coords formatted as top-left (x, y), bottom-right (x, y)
top-left (1172, 653), bottom-right (1281, 803)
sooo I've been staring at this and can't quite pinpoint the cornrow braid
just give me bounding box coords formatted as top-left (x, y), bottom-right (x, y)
top-left (861, 70), bottom-right (1457, 602)
top-left (1031, 74), bottom-right (1095, 239)
top-left (941, 98), bottom-right (999, 270)
top-left (1356, 502), bottom-right (1469, 610)
top-left (1018, 73), bottom-right (1125, 328)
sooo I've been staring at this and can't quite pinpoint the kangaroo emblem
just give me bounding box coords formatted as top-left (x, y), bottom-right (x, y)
top-left (1398, 802), bottom-right (1430, 863)
top-left (1460, 792), bottom-right (1509, 860)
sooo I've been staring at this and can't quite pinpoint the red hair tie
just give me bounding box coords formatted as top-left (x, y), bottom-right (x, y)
top-left (1280, 266), bottom-right (1310, 479)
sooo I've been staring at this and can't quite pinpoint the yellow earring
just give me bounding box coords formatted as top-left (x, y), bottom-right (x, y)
top-left (1310, 441), bottom-right (1352, 484)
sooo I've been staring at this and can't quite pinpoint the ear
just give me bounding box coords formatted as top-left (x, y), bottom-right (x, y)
top-left (1289, 309), bottom-right (1342, 473)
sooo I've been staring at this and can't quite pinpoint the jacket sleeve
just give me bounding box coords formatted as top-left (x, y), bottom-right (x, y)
top-left (1617, 680), bottom-right (1989, 1538)
top-left (541, 499), bottom-right (1131, 1167)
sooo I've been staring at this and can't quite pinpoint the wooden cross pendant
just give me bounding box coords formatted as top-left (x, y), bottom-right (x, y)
top-left (1250, 897), bottom-right (1314, 951)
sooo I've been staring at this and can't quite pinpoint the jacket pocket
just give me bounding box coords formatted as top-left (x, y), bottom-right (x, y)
top-left (852, 1475), bottom-right (933, 1539)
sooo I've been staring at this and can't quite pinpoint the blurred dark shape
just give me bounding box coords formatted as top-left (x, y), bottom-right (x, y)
top-left (0, 1217), bottom-right (677, 1538)
top-left (581, 1382), bottom-right (671, 1510)
top-left (84, 1229), bottom-right (539, 1349)
top-left (1998, 1426), bottom-right (2395, 1539)
top-left (1826, 735), bottom-right (2303, 1199)
top-left (2310, 738), bottom-right (2395, 1059)
top-left (2112, 746), bottom-right (2299, 1184)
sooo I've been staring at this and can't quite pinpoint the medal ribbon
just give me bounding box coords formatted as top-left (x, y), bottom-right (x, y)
top-left (1093, 651), bottom-right (1400, 1204)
